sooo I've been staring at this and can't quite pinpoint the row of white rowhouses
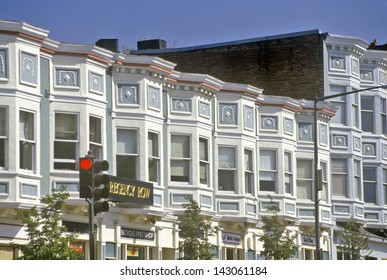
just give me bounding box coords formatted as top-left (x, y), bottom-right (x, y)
top-left (0, 20), bottom-right (386, 260)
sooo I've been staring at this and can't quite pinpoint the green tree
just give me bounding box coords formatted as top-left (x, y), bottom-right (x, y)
top-left (13, 186), bottom-right (83, 260)
top-left (179, 198), bottom-right (217, 260)
top-left (259, 203), bottom-right (298, 260)
top-left (339, 218), bottom-right (372, 260)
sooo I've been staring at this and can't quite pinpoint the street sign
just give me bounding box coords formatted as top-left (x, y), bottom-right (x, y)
top-left (108, 176), bottom-right (153, 206)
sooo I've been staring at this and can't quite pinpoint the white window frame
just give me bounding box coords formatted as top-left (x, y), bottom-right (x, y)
top-left (19, 110), bottom-right (35, 173)
top-left (218, 146), bottom-right (237, 192)
top-left (259, 149), bottom-right (277, 193)
top-left (361, 95), bottom-right (374, 133)
top-left (148, 131), bottom-right (160, 184)
top-left (331, 158), bottom-right (348, 197)
top-left (170, 134), bottom-right (191, 183)
top-left (89, 115), bottom-right (103, 159)
top-left (54, 112), bottom-right (79, 171)
top-left (284, 151), bottom-right (293, 195)
top-left (244, 148), bottom-right (254, 195)
top-left (199, 137), bottom-right (209, 186)
top-left (116, 128), bottom-right (139, 180)
top-left (296, 159), bottom-right (313, 200)
top-left (363, 166), bottom-right (377, 204)
top-left (0, 107), bottom-right (7, 169)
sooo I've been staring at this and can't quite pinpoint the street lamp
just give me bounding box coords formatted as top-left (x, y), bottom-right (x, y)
top-left (313, 84), bottom-right (387, 260)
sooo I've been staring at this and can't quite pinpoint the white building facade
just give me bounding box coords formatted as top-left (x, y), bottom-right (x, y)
top-left (0, 20), bottom-right (386, 260)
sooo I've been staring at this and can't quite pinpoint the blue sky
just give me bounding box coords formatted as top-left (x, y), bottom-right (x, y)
top-left (1, 0), bottom-right (386, 50)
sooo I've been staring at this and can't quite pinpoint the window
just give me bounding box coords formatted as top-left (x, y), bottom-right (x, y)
top-left (329, 85), bottom-right (347, 124)
top-left (0, 108), bottom-right (7, 168)
top-left (0, 183), bottom-right (8, 194)
top-left (170, 135), bottom-right (191, 183)
top-left (54, 113), bottom-right (78, 170)
top-left (331, 158), bottom-right (347, 197)
top-left (383, 169), bottom-right (387, 205)
top-left (284, 152), bottom-right (293, 194)
top-left (19, 111), bottom-right (35, 171)
top-left (354, 160), bottom-right (361, 200)
top-left (361, 96), bottom-right (374, 133)
top-left (297, 159), bottom-right (313, 200)
top-left (199, 137), bottom-right (209, 185)
top-left (116, 129), bottom-right (138, 179)
top-left (381, 98), bottom-right (387, 135)
top-left (320, 161), bottom-right (328, 202)
top-left (105, 242), bottom-right (116, 260)
top-left (89, 116), bottom-right (102, 159)
top-left (363, 166), bottom-right (376, 204)
top-left (148, 132), bottom-right (159, 183)
top-left (218, 146), bottom-right (236, 192)
top-left (352, 92), bottom-right (359, 128)
top-left (259, 150), bottom-right (277, 192)
top-left (245, 149), bottom-right (254, 195)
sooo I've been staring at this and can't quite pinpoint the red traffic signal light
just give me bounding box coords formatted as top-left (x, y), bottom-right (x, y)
top-left (79, 157), bottom-right (93, 199)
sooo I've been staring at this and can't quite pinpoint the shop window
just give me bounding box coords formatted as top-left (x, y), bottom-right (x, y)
top-left (127, 246), bottom-right (145, 260)
top-left (105, 242), bottom-right (116, 260)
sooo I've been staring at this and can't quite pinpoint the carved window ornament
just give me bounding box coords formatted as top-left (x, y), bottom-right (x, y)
top-left (284, 118), bottom-right (294, 135)
top-left (199, 101), bottom-right (210, 118)
top-left (55, 68), bottom-right (80, 88)
top-left (351, 58), bottom-right (359, 76)
top-left (360, 70), bottom-right (374, 82)
top-left (219, 103), bottom-right (237, 125)
top-left (244, 105), bottom-right (254, 130)
top-left (353, 137), bottom-right (361, 151)
top-left (330, 56), bottom-right (346, 71)
top-left (332, 134), bottom-right (347, 147)
top-left (148, 86), bottom-right (161, 111)
top-left (261, 116), bottom-right (277, 131)
top-left (171, 98), bottom-right (192, 113)
top-left (0, 49), bottom-right (8, 79)
top-left (89, 71), bottom-right (104, 94)
top-left (20, 51), bottom-right (37, 86)
top-left (362, 143), bottom-right (376, 157)
top-left (117, 84), bottom-right (139, 105)
top-left (298, 122), bottom-right (313, 142)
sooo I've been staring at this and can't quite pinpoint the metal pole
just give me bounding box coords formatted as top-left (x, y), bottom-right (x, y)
top-left (314, 98), bottom-right (320, 260)
top-left (88, 199), bottom-right (95, 260)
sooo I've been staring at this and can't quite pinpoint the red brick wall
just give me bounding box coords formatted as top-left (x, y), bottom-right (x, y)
top-left (138, 33), bottom-right (326, 100)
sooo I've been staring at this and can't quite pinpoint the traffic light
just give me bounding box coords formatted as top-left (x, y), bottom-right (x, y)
top-left (93, 159), bottom-right (110, 214)
top-left (79, 157), bottom-right (93, 198)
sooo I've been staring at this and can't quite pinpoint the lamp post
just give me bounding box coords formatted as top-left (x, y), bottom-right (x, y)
top-left (313, 84), bottom-right (387, 260)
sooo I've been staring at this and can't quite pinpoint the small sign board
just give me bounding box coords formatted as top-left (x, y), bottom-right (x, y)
top-left (108, 176), bottom-right (153, 206)
top-left (121, 227), bottom-right (155, 240)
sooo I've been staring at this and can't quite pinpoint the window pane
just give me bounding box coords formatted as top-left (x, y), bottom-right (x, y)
top-left (19, 111), bottom-right (34, 140)
top-left (148, 158), bottom-right (159, 183)
top-left (20, 142), bottom-right (34, 170)
top-left (245, 149), bottom-right (253, 171)
top-left (297, 160), bottom-right (312, 178)
top-left (171, 135), bottom-right (190, 158)
top-left (218, 147), bottom-right (235, 168)
top-left (148, 132), bottom-right (159, 157)
top-left (332, 174), bottom-right (347, 196)
top-left (89, 116), bottom-right (101, 144)
top-left (297, 181), bottom-right (313, 199)
top-left (116, 155), bottom-right (136, 179)
top-left (55, 113), bottom-right (77, 140)
top-left (171, 159), bottom-right (189, 182)
top-left (260, 150), bottom-right (276, 170)
top-left (364, 182), bottom-right (376, 203)
top-left (200, 162), bottom-right (208, 184)
top-left (199, 138), bottom-right (208, 161)
top-left (54, 142), bottom-right (76, 159)
top-left (0, 139), bottom-right (5, 168)
top-left (361, 96), bottom-right (374, 110)
top-left (117, 129), bottom-right (137, 154)
top-left (284, 152), bottom-right (291, 172)
top-left (218, 170), bottom-right (235, 191)
top-left (0, 108), bottom-right (5, 136)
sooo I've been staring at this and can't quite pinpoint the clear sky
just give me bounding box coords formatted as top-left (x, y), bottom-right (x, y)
top-left (1, 0), bottom-right (386, 50)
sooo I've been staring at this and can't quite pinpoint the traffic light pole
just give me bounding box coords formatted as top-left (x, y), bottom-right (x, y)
top-left (88, 198), bottom-right (95, 260)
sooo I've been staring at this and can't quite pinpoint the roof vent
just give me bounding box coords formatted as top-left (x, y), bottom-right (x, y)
top-left (137, 39), bottom-right (167, 50)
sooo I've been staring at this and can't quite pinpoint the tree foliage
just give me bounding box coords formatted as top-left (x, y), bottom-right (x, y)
top-left (179, 198), bottom-right (217, 260)
top-left (14, 187), bottom-right (83, 260)
top-left (339, 218), bottom-right (372, 260)
top-left (259, 203), bottom-right (298, 260)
